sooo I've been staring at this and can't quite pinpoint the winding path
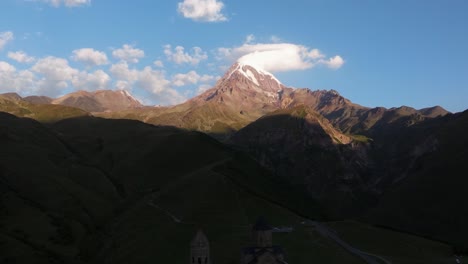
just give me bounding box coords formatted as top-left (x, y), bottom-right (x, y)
top-left (146, 157), bottom-right (231, 224)
top-left (145, 157), bottom-right (395, 264)
top-left (304, 220), bottom-right (392, 264)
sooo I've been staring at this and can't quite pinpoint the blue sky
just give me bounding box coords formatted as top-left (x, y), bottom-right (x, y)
top-left (0, 0), bottom-right (467, 112)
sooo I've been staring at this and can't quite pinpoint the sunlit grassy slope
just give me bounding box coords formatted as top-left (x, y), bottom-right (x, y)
top-left (0, 96), bottom-right (88, 122)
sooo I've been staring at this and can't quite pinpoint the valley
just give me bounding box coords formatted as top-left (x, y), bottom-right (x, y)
top-left (0, 62), bottom-right (466, 263)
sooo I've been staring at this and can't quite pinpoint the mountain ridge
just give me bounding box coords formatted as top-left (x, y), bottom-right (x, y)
top-left (51, 89), bottom-right (143, 112)
top-left (1, 62), bottom-right (452, 136)
top-left (95, 62), bottom-right (450, 137)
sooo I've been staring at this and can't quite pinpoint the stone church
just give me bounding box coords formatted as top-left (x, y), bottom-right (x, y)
top-left (190, 230), bottom-right (211, 264)
top-left (190, 217), bottom-right (288, 264)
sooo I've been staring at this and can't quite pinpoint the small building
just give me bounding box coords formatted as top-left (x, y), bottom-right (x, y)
top-left (190, 230), bottom-right (211, 264)
top-left (240, 217), bottom-right (288, 264)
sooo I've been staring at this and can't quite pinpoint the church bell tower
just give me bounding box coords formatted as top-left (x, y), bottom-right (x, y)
top-left (190, 230), bottom-right (211, 264)
top-left (252, 216), bottom-right (273, 247)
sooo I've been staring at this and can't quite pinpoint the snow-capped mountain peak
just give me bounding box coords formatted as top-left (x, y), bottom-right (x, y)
top-left (223, 62), bottom-right (283, 94)
top-left (189, 62), bottom-right (286, 114)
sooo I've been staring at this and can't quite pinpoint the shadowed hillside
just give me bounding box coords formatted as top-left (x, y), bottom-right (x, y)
top-left (1, 105), bottom-right (465, 262)
top-left (366, 110), bottom-right (468, 251)
top-left (230, 106), bottom-right (374, 218)
top-left (0, 112), bottom-right (338, 264)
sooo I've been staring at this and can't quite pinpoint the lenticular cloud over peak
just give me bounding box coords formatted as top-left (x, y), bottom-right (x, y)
top-left (223, 42), bottom-right (344, 73)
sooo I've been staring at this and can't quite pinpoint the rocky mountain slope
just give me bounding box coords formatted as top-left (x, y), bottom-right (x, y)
top-left (97, 62), bottom-right (289, 135)
top-left (229, 105), bottom-right (374, 217)
top-left (94, 63), bottom-right (449, 139)
top-left (51, 90), bottom-right (143, 112)
top-left (365, 110), bottom-right (468, 251)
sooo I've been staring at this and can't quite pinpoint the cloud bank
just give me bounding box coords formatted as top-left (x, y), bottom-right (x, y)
top-left (109, 61), bottom-right (186, 105)
top-left (0, 35), bottom-right (344, 105)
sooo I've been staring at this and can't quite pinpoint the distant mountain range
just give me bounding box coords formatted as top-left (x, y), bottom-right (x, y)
top-left (0, 62), bottom-right (451, 131)
top-left (2, 89), bottom-right (143, 113)
top-left (1, 62), bottom-right (467, 262)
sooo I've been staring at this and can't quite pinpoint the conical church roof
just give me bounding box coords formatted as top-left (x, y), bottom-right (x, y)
top-left (191, 229), bottom-right (209, 246)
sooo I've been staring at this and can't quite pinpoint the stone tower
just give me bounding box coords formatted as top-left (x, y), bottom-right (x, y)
top-left (190, 230), bottom-right (211, 264)
top-left (252, 216), bottom-right (273, 247)
top-left (240, 217), bottom-right (287, 264)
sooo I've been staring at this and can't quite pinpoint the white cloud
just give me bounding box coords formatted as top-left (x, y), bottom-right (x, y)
top-left (137, 67), bottom-right (171, 95)
top-left (172, 70), bottom-right (215, 87)
top-left (72, 69), bottom-right (111, 91)
top-left (32, 56), bottom-right (78, 81)
top-left (319, 55), bottom-right (345, 70)
top-left (138, 67), bottom-right (186, 105)
top-left (1, 51), bottom-right (188, 105)
top-left (32, 56), bottom-right (79, 96)
top-left (1, 57), bottom-right (112, 96)
top-left (200, 74), bottom-right (217, 82)
top-left (177, 0), bottom-right (227, 22)
top-left (307, 49), bottom-right (325, 60)
top-left (154, 60), bottom-right (164, 68)
top-left (8, 51), bottom-right (35, 63)
top-left (216, 47), bottom-right (231, 60)
top-left (0, 61), bottom-right (36, 94)
top-left (109, 61), bottom-right (139, 84)
top-left (71, 48), bottom-right (108, 66)
top-left (112, 44), bottom-right (145, 64)
top-left (172, 71), bottom-right (200, 87)
top-left (110, 62), bottom-right (186, 105)
top-left (0, 61), bottom-right (16, 73)
top-left (218, 42), bottom-right (344, 72)
top-left (34, 0), bottom-right (91, 7)
top-left (164, 45), bottom-right (208, 65)
top-left (0, 31), bottom-right (14, 50)
top-left (235, 43), bottom-right (314, 72)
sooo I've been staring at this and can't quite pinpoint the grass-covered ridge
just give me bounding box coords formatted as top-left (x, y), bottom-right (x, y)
top-left (0, 95), bottom-right (88, 123)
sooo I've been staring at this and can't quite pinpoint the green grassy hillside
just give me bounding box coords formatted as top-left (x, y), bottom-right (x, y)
top-left (0, 95), bottom-right (88, 123)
